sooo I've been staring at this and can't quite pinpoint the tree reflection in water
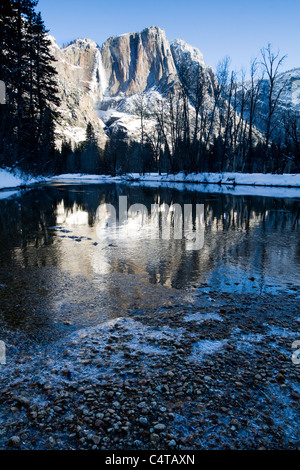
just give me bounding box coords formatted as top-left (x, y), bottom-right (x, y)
top-left (0, 184), bottom-right (299, 343)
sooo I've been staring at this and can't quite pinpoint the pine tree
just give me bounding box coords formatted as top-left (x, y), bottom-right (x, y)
top-left (0, 0), bottom-right (17, 165)
top-left (81, 122), bottom-right (100, 174)
top-left (0, 0), bottom-right (60, 173)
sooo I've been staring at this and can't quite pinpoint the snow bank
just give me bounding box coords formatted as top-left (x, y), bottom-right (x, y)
top-left (0, 168), bottom-right (25, 190)
top-left (134, 181), bottom-right (300, 199)
top-left (50, 172), bottom-right (300, 198)
top-left (3, 169), bottom-right (298, 200)
top-left (0, 168), bottom-right (47, 197)
top-left (51, 172), bottom-right (300, 188)
top-left (133, 172), bottom-right (300, 187)
top-left (51, 173), bottom-right (123, 183)
top-left (0, 190), bottom-right (21, 200)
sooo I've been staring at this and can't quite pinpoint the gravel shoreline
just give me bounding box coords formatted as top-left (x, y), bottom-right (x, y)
top-left (0, 290), bottom-right (299, 450)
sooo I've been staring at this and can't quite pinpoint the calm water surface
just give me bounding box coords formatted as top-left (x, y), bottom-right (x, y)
top-left (0, 183), bottom-right (299, 343)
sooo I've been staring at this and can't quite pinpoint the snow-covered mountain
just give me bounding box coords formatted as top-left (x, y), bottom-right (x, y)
top-left (170, 37), bottom-right (216, 97)
top-left (277, 68), bottom-right (300, 112)
top-left (236, 67), bottom-right (300, 140)
top-left (49, 36), bottom-right (108, 147)
top-left (50, 26), bottom-right (299, 149)
top-left (50, 26), bottom-right (213, 147)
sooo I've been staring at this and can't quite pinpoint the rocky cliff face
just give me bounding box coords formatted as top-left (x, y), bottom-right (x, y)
top-left (100, 26), bottom-right (177, 97)
top-left (49, 26), bottom-right (299, 150)
top-left (49, 36), bottom-right (108, 148)
top-left (50, 27), bottom-right (186, 147)
top-left (270, 68), bottom-right (300, 114)
top-left (170, 38), bottom-right (218, 109)
top-left (237, 67), bottom-right (300, 140)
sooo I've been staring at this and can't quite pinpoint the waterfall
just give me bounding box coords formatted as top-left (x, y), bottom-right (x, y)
top-left (90, 48), bottom-right (109, 103)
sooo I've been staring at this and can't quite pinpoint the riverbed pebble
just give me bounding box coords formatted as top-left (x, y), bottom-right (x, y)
top-left (0, 291), bottom-right (299, 450)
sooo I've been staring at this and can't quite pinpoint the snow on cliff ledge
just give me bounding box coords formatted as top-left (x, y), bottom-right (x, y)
top-left (171, 38), bottom-right (206, 69)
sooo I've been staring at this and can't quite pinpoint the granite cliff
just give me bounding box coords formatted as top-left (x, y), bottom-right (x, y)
top-left (50, 26), bottom-right (213, 148)
top-left (50, 26), bottom-right (300, 151)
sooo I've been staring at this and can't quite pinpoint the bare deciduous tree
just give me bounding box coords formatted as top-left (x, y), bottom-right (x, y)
top-left (246, 57), bottom-right (264, 170)
top-left (260, 44), bottom-right (287, 170)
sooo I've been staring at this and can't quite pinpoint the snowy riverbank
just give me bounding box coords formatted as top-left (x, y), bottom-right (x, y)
top-left (50, 172), bottom-right (300, 188)
top-left (0, 168), bottom-right (46, 195)
top-left (1, 169), bottom-right (300, 200)
top-left (49, 172), bottom-right (300, 198)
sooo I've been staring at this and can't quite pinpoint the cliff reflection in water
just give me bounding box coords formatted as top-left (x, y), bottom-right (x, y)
top-left (0, 183), bottom-right (299, 342)
top-left (0, 183), bottom-right (299, 291)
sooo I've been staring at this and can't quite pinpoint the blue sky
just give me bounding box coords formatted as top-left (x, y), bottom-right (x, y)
top-left (38, 0), bottom-right (299, 73)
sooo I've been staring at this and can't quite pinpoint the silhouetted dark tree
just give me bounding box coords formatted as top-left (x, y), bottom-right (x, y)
top-left (260, 44), bottom-right (287, 171)
top-left (0, 0), bottom-right (60, 173)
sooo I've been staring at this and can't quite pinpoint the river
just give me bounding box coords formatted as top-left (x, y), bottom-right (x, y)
top-left (0, 182), bottom-right (299, 344)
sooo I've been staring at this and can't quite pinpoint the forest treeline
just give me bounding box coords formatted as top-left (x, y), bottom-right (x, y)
top-left (1, 1), bottom-right (300, 176)
top-left (60, 45), bottom-right (300, 176)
